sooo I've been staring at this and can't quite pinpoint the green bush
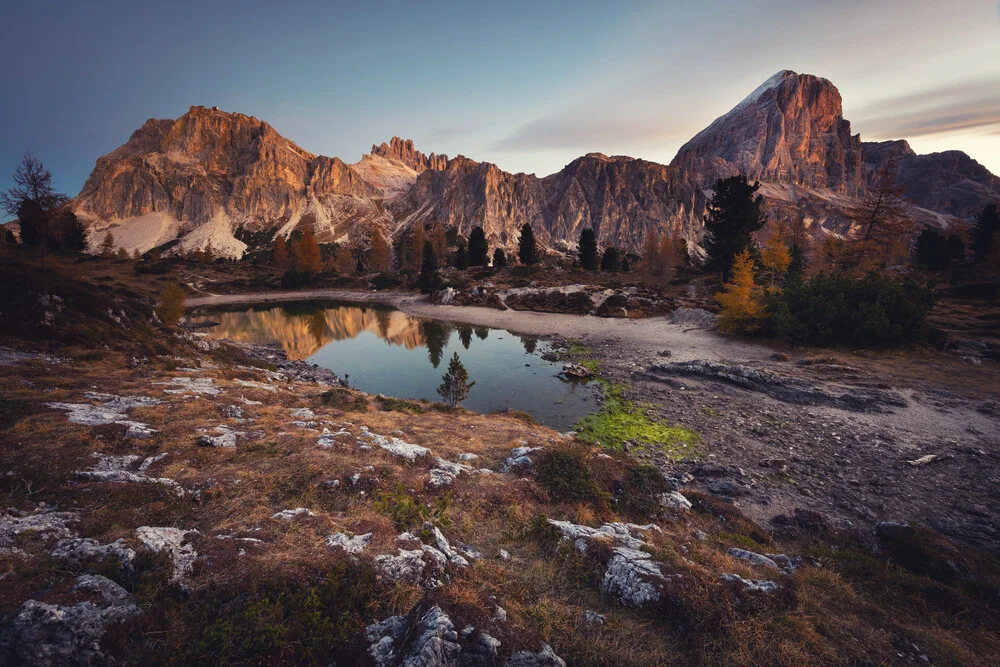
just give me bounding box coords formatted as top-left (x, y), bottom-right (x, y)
top-left (369, 272), bottom-right (400, 290)
top-left (764, 272), bottom-right (935, 347)
top-left (536, 449), bottom-right (600, 503)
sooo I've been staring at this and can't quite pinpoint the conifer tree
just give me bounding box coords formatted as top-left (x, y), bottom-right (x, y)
top-left (704, 175), bottom-right (767, 279)
top-left (271, 234), bottom-right (290, 270)
top-left (492, 247), bottom-right (507, 268)
top-left (972, 203), bottom-right (999, 261)
top-left (293, 226), bottom-right (323, 275)
top-left (468, 226), bottom-right (489, 266)
top-left (368, 228), bottom-right (392, 272)
top-left (437, 352), bottom-right (475, 408)
top-left (99, 231), bottom-right (116, 257)
top-left (518, 223), bottom-right (538, 265)
top-left (156, 282), bottom-right (187, 327)
top-left (578, 228), bottom-right (599, 270)
top-left (600, 246), bottom-right (621, 272)
top-left (418, 240), bottom-right (440, 292)
top-left (715, 248), bottom-right (765, 334)
top-left (455, 242), bottom-right (469, 270)
top-left (840, 156), bottom-right (914, 273)
top-left (760, 240), bottom-right (791, 289)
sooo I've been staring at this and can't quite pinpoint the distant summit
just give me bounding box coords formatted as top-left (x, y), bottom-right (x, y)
top-left (72, 75), bottom-right (999, 259)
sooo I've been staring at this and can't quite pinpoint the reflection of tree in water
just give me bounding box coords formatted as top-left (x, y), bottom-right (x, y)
top-left (375, 309), bottom-right (392, 341)
top-left (458, 325), bottom-right (473, 349)
top-left (421, 321), bottom-right (451, 368)
top-left (474, 327), bottom-right (489, 341)
top-left (520, 336), bottom-right (537, 354)
top-left (302, 309), bottom-right (328, 349)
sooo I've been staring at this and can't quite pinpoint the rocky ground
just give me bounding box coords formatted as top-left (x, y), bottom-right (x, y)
top-left (2, 252), bottom-right (999, 665)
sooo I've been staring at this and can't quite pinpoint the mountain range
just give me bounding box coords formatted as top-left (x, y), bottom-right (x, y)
top-left (72, 70), bottom-right (1000, 259)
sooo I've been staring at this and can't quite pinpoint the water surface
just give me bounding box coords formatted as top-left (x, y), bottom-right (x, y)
top-left (190, 302), bottom-right (596, 429)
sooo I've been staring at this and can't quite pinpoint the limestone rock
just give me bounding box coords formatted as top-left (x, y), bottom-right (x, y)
top-left (0, 575), bottom-right (140, 666)
top-left (134, 526), bottom-right (198, 582)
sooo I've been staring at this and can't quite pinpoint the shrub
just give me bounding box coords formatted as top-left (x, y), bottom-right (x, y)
top-left (155, 283), bottom-right (186, 327)
top-left (319, 389), bottom-right (369, 411)
top-left (764, 272), bottom-right (935, 347)
top-left (615, 464), bottom-right (669, 518)
top-left (369, 272), bottom-right (400, 290)
top-left (536, 448), bottom-right (600, 503)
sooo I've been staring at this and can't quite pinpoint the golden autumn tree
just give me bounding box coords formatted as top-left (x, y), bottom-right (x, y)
top-left (760, 240), bottom-right (791, 289)
top-left (400, 225), bottom-right (425, 273)
top-left (427, 223), bottom-right (448, 262)
top-left (715, 248), bottom-right (765, 334)
top-left (99, 231), bottom-right (115, 257)
top-left (838, 156), bottom-right (915, 274)
top-left (271, 234), bottom-right (290, 270)
top-left (293, 226), bottom-right (323, 274)
top-left (156, 282), bottom-right (187, 327)
top-left (368, 228), bottom-right (392, 272)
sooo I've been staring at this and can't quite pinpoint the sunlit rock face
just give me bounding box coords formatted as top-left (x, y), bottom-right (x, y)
top-left (73, 73), bottom-right (998, 259)
top-left (672, 70), bottom-right (866, 196)
top-left (194, 306), bottom-right (425, 360)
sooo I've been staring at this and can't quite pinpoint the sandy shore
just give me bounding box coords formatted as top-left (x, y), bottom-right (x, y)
top-left (185, 289), bottom-right (775, 364)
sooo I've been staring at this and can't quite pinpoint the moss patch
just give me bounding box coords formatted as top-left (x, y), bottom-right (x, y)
top-left (575, 382), bottom-right (699, 458)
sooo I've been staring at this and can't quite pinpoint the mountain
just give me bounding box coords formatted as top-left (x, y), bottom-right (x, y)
top-left (72, 74), bottom-right (999, 259)
top-left (672, 70), bottom-right (866, 196)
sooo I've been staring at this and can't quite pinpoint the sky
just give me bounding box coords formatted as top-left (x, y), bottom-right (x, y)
top-left (1, 0), bottom-right (998, 197)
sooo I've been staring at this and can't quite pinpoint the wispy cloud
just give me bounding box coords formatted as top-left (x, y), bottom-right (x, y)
top-left (854, 76), bottom-right (1000, 138)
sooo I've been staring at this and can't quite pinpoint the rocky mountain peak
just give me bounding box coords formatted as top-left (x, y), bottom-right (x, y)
top-left (672, 69), bottom-right (865, 195)
top-left (371, 136), bottom-right (447, 173)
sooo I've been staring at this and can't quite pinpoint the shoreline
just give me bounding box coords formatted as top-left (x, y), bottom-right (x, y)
top-left (185, 288), bottom-right (776, 365)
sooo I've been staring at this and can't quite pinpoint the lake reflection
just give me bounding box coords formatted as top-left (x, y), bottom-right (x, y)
top-left (190, 302), bottom-right (597, 429)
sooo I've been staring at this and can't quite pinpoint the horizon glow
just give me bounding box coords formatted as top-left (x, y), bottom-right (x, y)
top-left (1, 0), bottom-right (997, 197)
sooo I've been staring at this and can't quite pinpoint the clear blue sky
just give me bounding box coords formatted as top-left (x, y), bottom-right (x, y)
top-left (2, 0), bottom-right (998, 197)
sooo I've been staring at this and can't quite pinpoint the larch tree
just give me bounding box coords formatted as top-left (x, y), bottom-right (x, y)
top-left (760, 240), bottom-right (792, 289)
top-left (293, 226), bottom-right (323, 275)
top-left (156, 282), bottom-right (187, 327)
top-left (715, 248), bottom-right (765, 334)
top-left (841, 156), bottom-right (914, 273)
top-left (400, 225), bottom-right (425, 273)
top-left (99, 231), bottom-right (116, 257)
top-left (368, 228), bottom-right (392, 272)
top-left (271, 234), bottom-right (291, 270)
top-left (1, 151), bottom-right (68, 253)
top-left (437, 352), bottom-right (475, 408)
top-left (427, 224), bottom-right (448, 263)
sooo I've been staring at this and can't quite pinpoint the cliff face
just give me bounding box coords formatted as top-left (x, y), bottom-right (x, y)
top-left (863, 140), bottom-right (1000, 220)
top-left (73, 73), bottom-right (998, 259)
top-left (672, 71), bottom-right (866, 196)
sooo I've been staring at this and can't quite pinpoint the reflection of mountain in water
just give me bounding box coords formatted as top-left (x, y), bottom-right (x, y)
top-left (196, 306), bottom-right (428, 360)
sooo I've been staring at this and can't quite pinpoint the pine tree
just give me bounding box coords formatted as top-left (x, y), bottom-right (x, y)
top-left (468, 226), bottom-right (489, 266)
top-left (786, 242), bottom-right (806, 283)
top-left (427, 224), bottom-right (448, 262)
top-left (972, 203), bottom-right (999, 261)
top-left (620, 255), bottom-right (632, 272)
top-left (401, 226), bottom-right (425, 273)
top-left (715, 248), bottom-right (765, 334)
top-left (492, 247), bottom-right (507, 268)
top-left (271, 235), bottom-right (290, 270)
top-left (518, 224), bottom-right (538, 265)
top-left (437, 352), bottom-right (475, 408)
top-left (455, 242), bottom-right (469, 270)
top-left (578, 228), bottom-right (599, 270)
top-left (704, 175), bottom-right (767, 279)
top-left (116, 247), bottom-right (130, 259)
top-left (293, 226), bottom-right (323, 275)
top-left (99, 231), bottom-right (116, 257)
top-left (600, 246), bottom-right (621, 272)
top-left (418, 240), bottom-right (440, 292)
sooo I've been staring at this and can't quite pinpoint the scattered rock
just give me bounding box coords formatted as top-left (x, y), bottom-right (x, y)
top-left (195, 426), bottom-right (241, 448)
top-left (134, 526), bottom-right (198, 583)
top-left (326, 532), bottom-right (371, 554)
top-left (359, 426), bottom-right (430, 461)
top-left (583, 610), bottom-right (606, 625)
top-left (501, 445), bottom-right (544, 472)
top-left (643, 360), bottom-right (907, 413)
top-left (156, 376), bottom-right (221, 396)
top-left (669, 308), bottom-right (718, 329)
top-left (727, 548), bottom-right (780, 570)
top-left (659, 491), bottom-right (693, 512)
top-left (505, 643), bottom-right (567, 666)
top-left (271, 507), bottom-right (314, 520)
top-left (49, 538), bottom-right (136, 574)
top-left (429, 458), bottom-right (474, 487)
top-left (0, 575), bottom-right (140, 666)
top-left (719, 573), bottom-right (777, 593)
top-left (559, 362), bottom-right (592, 380)
top-left (76, 453), bottom-right (184, 496)
top-left (46, 392), bottom-right (161, 437)
top-left (0, 510), bottom-right (80, 553)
